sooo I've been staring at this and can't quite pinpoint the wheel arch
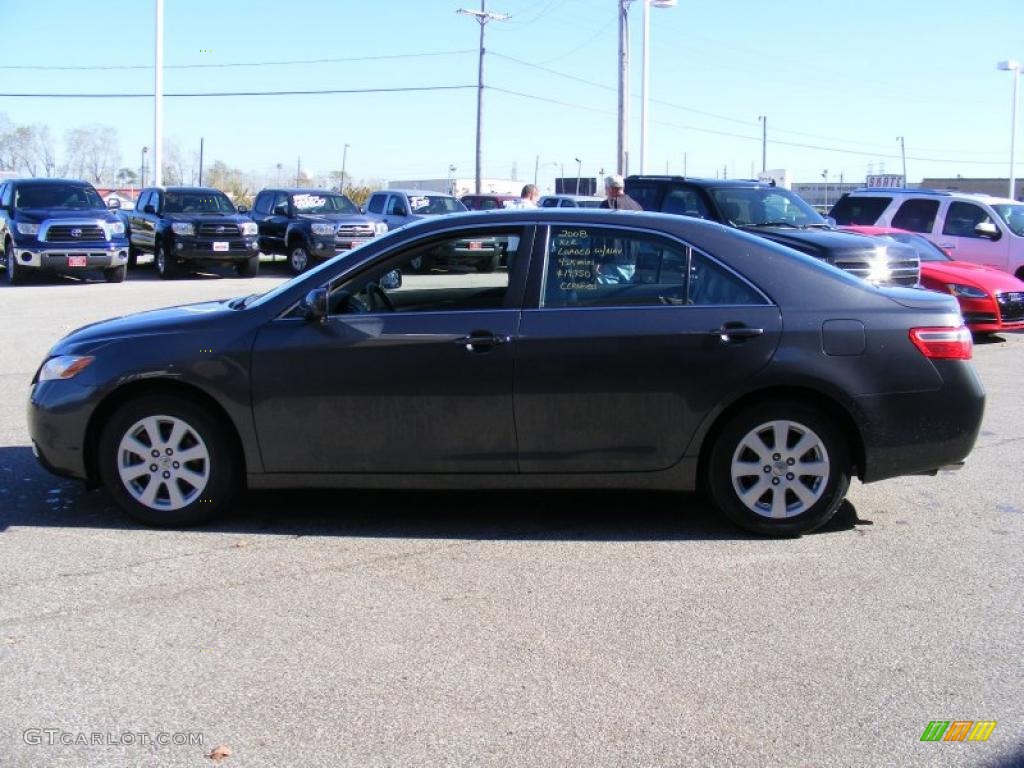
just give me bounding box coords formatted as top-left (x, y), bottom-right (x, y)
top-left (84, 378), bottom-right (247, 488)
top-left (286, 226), bottom-right (309, 248)
top-left (695, 385), bottom-right (866, 487)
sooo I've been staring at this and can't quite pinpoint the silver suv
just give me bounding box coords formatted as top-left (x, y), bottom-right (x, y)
top-left (830, 188), bottom-right (1024, 279)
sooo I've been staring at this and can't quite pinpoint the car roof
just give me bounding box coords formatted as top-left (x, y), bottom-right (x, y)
top-left (154, 186), bottom-right (228, 194)
top-left (262, 188), bottom-right (345, 196)
top-left (9, 178), bottom-right (95, 187)
top-left (843, 188), bottom-right (1021, 205)
top-left (381, 188), bottom-right (457, 197)
top-left (626, 175), bottom-right (775, 189)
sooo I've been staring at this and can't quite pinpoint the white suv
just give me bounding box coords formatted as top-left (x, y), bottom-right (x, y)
top-left (830, 189), bottom-right (1024, 279)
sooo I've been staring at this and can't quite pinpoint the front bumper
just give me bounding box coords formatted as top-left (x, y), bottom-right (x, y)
top-left (13, 244), bottom-right (129, 271)
top-left (173, 237), bottom-right (259, 261)
top-left (28, 378), bottom-right (103, 482)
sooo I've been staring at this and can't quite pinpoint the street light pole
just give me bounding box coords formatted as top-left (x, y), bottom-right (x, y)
top-left (821, 169), bottom-right (829, 209)
top-left (896, 135), bottom-right (906, 186)
top-left (575, 157), bottom-right (582, 194)
top-left (998, 60), bottom-right (1021, 199)
top-left (639, 0), bottom-right (677, 175)
top-left (153, 0), bottom-right (164, 187)
top-left (140, 146), bottom-right (148, 188)
top-left (457, 2), bottom-right (509, 195)
top-left (758, 115), bottom-right (767, 173)
top-left (340, 143), bottom-right (350, 192)
top-left (617, 0), bottom-right (632, 176)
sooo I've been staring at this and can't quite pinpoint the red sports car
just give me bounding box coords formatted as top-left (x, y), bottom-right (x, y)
top-left (841, 225), bottom-right (1024, 334)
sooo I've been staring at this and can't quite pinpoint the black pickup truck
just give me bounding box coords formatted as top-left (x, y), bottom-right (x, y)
top-left (249, 188), bottom-right (386, 274)
top-left (625, 176), bottom-right (920, 287)
top-left (0, 178), bottom-right (131, 285)
top-left (127, 186), bottom-right (260, 278)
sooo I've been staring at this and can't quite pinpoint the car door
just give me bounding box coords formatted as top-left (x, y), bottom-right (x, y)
top-left (514, 223), bottom-right (782, 473)
top-left (384, 193), bottom-right (412, 230)
top-left (250, 222), bottom-right (535, 474)
top-left (249, 191), bottom-right (272, 250)
top-left (264, 192), bottom-right (290, 252)
top-left (935, 200), bottom-right (1011, 271)
top-left (131, 190), bottom-right (156, 251)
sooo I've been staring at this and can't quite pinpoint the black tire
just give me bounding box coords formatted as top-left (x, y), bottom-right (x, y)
top-left (479, 246), bottom-right (501, 273)
top-left (155, 241), bottom-right (178, 279)
top-left (236, 253), bottom-right (260, 277)
top-left (104, 265), bottom-right (127, 283)
top-left (706, 400), bottom-right (851, 537)
top-left (287, 243), bottom-right (310, 275)
top-left (4, 240), bottom-right (26, 286)
top-left (127, 246), bottom-right (141, 268)
top-left (97, 395), bottom-right (238, 527)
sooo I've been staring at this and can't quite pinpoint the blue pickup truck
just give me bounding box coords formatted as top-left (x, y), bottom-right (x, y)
top-left (0, 178), bottom-right (130, 285)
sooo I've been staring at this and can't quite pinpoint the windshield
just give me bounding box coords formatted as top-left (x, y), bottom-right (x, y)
top-left (292, 193), bottom-right (358, 214)
top-left (991, 203), bottom-right (1024, 237)
top-left (709, 187), bottom-right (825, 227)
top-left (878, 232), bottom-right (951, 262)
top-left (163, 191), bottom-right (237, 214)
top-left (15, 183), bottom-right (105, 210)
top-left (407, 195), bottom-right (466, 215)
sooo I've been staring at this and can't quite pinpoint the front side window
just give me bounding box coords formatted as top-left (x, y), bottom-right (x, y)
top-left (829, 195), bottom-right (891, 225)
top-left (942, 202), bottom-right (999, 238)
top-left (542, 226), bottom-right (766, 309)
top-left (163, 191), bottom-right (236, 214)
top-left (15, 183), bottom-right (105, 210)
top-left (0, 184), bottom-right (10, 207)
top-left (366, 194), bottom-right (385, 214)
top-left (325, 227), bottom-right (523, 316)
top-left (891, 198), bottom-right (939, 232)
top-left (385, 195), bottom-right (405, 216)
top-left (253, 192), bottom-right (271, 214)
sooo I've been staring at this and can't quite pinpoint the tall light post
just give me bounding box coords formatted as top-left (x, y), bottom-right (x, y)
top-left (574, 157), bottom-right (582, 194)
top-left (447, 164), bottom-right (457, 195)
top-left (639, 0), bottom-right (677, 174)
top-left (153, 0), bottom-right (164, 187)
top-left (896, 135), bottom-right (906, 186)
top-left (340, 143), bottom-right (350, 192)
top-left (758, 115), bottom-right (767, 173)
top-left (821, 169), bottom-right (829, 209)
top-left (140, 146), bottom-right (148, 188)
top-left (457, 2), bottom-right (509, 195)
top-left (998, 59), bottom-right (1021, 199)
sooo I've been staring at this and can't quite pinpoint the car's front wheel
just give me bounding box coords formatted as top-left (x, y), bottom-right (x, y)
top-left (98, 395), bottom-right (237, 527)
top-left (104, 265), bottom-right (127, 283)
top-left (5, 240), bottom-right (26, 285)
top-left (706, 400), bottom-right (850, 537)
top-left (287, 243), bottom-right (310, 274)
top-left (236, 254), bottom-right (260, 277)
top-left (155, 241), bottom-right (178, 279)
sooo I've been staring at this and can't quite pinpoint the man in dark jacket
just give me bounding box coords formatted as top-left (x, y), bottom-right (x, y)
top-left (599, 174), bottom-right (642, 210)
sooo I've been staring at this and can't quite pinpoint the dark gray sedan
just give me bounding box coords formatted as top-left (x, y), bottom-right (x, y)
top-left (27, 209), bottom-right (984, 536)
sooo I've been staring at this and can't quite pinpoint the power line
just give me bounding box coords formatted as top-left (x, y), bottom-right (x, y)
top-left (0, 49), bottom-right (476, 72)
top-left (0, 85), bottom-right (476, 99)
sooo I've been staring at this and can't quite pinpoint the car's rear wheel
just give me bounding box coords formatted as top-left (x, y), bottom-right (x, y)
top-left (236, 254), bottom-right (260, 277)
top-left (707, 401), bottom-right (850, 537)
top-left (104, 265), bottom-right (127, 283)
top-left (155, 242), bottom-right (178, 279)
top-left (98, 395), bottom-right (236, 527)
top-left (287, 243), bottom-right (309, 274)
top-left (5, 240), bottom-right (26, 286)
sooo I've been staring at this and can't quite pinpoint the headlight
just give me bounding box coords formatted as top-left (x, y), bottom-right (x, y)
top-left (311, 223), bottom-right (335, 236)
top-left (109, 221), bottom-right (125, 235)
top-left (240, 221), bottom-right (258, 236)
top-left (38, 355), bottom-right (95, 382)
top-left (16, 223), bottom-right (39, 235)
top-left (947, 283), bottom-right (988, 298)
top-left (374, 221), bottom-right (389, 235)
top-left (171, 222), bottom-right (195, 236)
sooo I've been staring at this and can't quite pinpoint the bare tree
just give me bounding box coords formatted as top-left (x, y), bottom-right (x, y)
top-left (206, 160), bottom-right (254, 207)
top-left (63, 124), bottom-right (121, 184)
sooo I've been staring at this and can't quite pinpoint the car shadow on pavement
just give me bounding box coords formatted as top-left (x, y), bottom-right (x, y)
top-left (0, 445), bottom-right (866, 541)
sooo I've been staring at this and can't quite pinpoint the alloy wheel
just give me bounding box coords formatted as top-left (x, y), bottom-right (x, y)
top-left (116, 414), bottom-right (211, 511)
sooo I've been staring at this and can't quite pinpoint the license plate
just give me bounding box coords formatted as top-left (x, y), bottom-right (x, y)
top-left (468, 241), bottom-right (482, 250)
top-left (67, 255), bottom-right (87, 267)
top-left (347, 240), bottom-right (368, 249)
top-left (213, 241), bottom-right (229, 252)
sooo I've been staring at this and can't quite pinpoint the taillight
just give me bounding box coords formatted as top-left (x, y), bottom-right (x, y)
top-left (908, 326), bottom-right (973, 360)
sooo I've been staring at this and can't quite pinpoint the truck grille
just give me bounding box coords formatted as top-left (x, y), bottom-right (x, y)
top-left (997, 291), bottom-right (1024, 322)
top-left (833, 251), bottom-right (920, 287)
top-left (45, 225), bottom-right (106, 242)
top-left (197, 222), bottom-right (240, 237)
top-left (336, 224), bottom-right (375, 239)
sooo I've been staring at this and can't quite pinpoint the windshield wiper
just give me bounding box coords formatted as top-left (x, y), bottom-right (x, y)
top-left (228, 294), bottom-right (259, 309)
top-left (741, 221), bottom-right (801, 229)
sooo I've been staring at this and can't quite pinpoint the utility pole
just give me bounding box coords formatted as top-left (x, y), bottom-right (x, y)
top-left (758, 115), bottom-right (767, 173)
top-left (340, 143), bottom-right (350, 192)
top-left (896, 136), bottom-right (907, 187)
top-left (457, 2), bottom-right (509, 194)
top-left (822, 169), bottom-right (829, 208)
top-left (296, 156), bottom-right (301, 186)
top-left (683, 151), bottom-right (687, 176)
top-left (198, 137), bottom-right (204, 186)
top-left (617, 0), bottom-right (631, 176)
top-left (153, 0), bottom-right (164, 187)
top-left (575, 157), bottom-right (582, 194)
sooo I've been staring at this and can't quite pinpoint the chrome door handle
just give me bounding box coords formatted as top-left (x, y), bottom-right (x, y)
top-left (455, 333), bottom-right (511, 352)
top-left (708, 325), bottom-right (764, 342)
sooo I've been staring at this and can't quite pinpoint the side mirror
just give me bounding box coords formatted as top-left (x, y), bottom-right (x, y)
top-left (106, 198), bottom-right (121, 210)
top-left (144, 204), bottom-right (156, 214)
top-left (975, 221), bottom-right (1000, 239)
top-left (301, 287), bottom-right (328, 323)
top-left (273, 203), bottom-right (289, 216)
top-left (237, 205), bottom-right (249, 214)
top-left (380, 269), bottom-right (402, 290)
top-left (393, 205), bottom-right (408, 217)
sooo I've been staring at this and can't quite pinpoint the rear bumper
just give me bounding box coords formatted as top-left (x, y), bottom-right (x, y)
top-left (856, 360), bottom-right (985, 483)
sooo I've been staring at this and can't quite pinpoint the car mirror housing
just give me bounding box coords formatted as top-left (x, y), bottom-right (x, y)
top-left (394, 206), bottom-right (408, 217)
top-left (144, 204), bottom-right (156, 214)
top-left (106, 198), bottom-right (121, 210)
top-left (273, 204), bottom-right (289, 216)
top-left (237, 205), bottom-right (249, 214)
top-left (975, 221), bottom-right (1000, 239)
top-left (301, 287), bottom-right (329, 323)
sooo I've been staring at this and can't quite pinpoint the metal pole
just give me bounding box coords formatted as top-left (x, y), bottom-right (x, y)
top-left (296, 156), bottom-right (301, 186)
top-left (897, 136), bottom-right (906, 187)
top-left (1011, 68), bottom-right (1019, 199)
top-left (534, 154), bottom-right (539, 186)
top-left (617, 0), bottom-right (631, 176)
top-left (474, 0), bottom-right (485, 195)
top-left (759, 115), bottom-right (767, 172)
top-left (140, 147), bottom-right (147, 188)
top-left (340, 143), bottom-right (349, 192)
top-left (198, 137), bottom-right (204, 186)
top-left (575, 158), bottom-right (581, 194)
top-left (153, 0), bottom-right (164, 187)
top-left (640, 0), bottom-right (650, 174)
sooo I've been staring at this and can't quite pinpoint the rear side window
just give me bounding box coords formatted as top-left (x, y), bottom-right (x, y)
top-left (542, 225), bottom-right (766, 309)
top-left (891, 199), bottom-right (939, 232)
top-left (830, 195), bottom-right (891, 225)
top-left (366, 194), bottom-right (385, 214)
top-left (662, 186), bottom-right (711, 218)
top-left (942, 202), bottom-right (998, 238)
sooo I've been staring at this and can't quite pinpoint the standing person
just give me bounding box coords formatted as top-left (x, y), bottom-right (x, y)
top-left (600, 174), bottom-right (642, 210)
top-left (518, 184), bottom-right (540, 208)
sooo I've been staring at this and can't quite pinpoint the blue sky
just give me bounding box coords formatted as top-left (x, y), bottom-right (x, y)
top-left (3, 0), bottom-right (1023, 191)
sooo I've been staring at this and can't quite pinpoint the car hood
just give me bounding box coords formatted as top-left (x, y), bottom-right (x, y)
top-left (163, 212), bottom-right (250, 224)
top-left (922, 260), bottom-right (1024, 291)
top-left (751, 227), bottom-right (884, 256)
top-left (52, 299), bottom-right (235, 352)
top-left (296, 213), bottom-right (374, 224)
top-left (16, 208), bottom-right (122, 224)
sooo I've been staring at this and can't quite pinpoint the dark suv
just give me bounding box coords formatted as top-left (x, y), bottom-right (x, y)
top-left (625, 176), bottom-right (920, 286)
top-left (0, 178), bottom-right (130, 285)
top-left (127, 186), bottom-right (260, 278)
top-left (249, 188), bottom-right (385, 274)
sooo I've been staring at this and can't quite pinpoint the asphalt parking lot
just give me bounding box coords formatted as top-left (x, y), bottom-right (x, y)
top-left (1, 263), bottom-right (1022, 767)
